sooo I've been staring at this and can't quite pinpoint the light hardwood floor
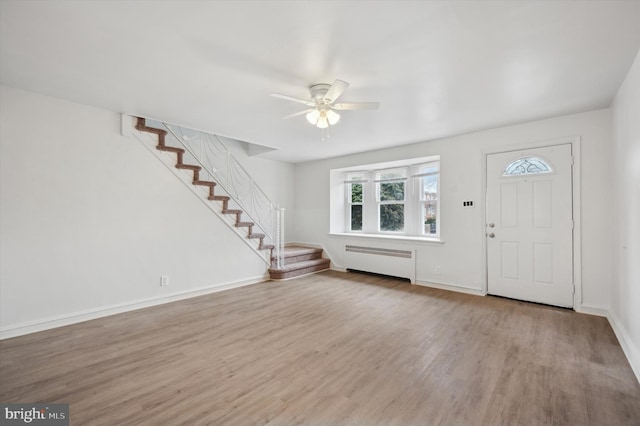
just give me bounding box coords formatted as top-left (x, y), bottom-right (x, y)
top-left (1, 270), bottom-right (639, 425)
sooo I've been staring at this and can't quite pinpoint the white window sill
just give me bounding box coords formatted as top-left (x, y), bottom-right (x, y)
top-left (328, 232), bottom-right (444, 245)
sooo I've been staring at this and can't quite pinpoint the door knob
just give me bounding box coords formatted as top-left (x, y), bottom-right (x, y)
top-left (488, 233), bottom-right (495, 238)
top-left (488, 223), bottom-right (495, 228)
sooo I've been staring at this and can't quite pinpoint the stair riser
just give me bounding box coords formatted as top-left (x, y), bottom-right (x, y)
top-left (222, 212), bottom-right (243, 224)
top-left (176, 166), bottom-right (200, 182)
top-left (192, 181), bottom-right (216, 199)
top-left (269, 262), bottom-right (330, 280)
top-left (271, 255), bottom-right (322, 268)
top-left (208, 197), bottom-right (229, 210)
top-left (271, 250), bottom-right (323, 267)
top-left (281, 253), bottom-right (322, 264)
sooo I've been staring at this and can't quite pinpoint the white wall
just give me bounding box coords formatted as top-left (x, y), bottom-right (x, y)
top-left (610, 49), bottom-right (640, 378)
top-left (293, 108), bottom-right (612, 311)
top-left (0, 85), bottom-right (295, 337)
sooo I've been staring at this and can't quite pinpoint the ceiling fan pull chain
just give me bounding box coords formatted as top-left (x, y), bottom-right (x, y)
top-left (321, 127), bottom-right (329, 142)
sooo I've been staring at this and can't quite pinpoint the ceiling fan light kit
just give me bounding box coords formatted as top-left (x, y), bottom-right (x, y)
top-left (306, 105), bottom-right (340, 128)
top-left (272, 79), bottom-right (379, 129)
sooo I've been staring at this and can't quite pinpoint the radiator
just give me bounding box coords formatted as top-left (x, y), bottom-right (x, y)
top-left (344, 245), bottom-right (416, 283)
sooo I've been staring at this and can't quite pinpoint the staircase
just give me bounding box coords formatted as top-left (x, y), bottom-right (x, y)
top-left (133, 117), bottom-right (330, 280)
top-left (268, 245), bottom-right (331, 280)
top-left (134, 118), bottom-right (274, 254)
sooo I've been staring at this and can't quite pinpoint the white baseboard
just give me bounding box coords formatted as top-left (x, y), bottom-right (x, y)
top-left (607, 310), bottom-right (640, 384)
top-left (575, 303), bottom-right (609, 317)
top-left (414, 279), bottom-right (485, 296)
top-left (0, 275), bottom-right (267, 340)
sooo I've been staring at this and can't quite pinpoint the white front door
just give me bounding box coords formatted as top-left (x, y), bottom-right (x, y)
top-left (486, 144), bottom-right (574, 307)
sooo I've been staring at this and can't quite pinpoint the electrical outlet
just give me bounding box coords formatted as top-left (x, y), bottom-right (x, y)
top-left (436, 266), bottom-right (441, 275)
top-left (160, 275), bottom-right (170, 286)
top-left (462, 200), bottom-right (474, 207)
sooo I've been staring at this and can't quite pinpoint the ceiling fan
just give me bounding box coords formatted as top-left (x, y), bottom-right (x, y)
top-left (271, 79), bottom-right (379, 129)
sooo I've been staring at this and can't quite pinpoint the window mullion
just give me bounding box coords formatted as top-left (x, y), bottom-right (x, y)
top-left (364, 172), bottom-right (377, 233)
top-left (406, 174), bottom-right (417, 235)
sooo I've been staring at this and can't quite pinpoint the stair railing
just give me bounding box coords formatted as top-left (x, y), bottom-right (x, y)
top-left (150, 120), bottom-right (284, 268)
top-left (274, 206), bottom-right (285, 269)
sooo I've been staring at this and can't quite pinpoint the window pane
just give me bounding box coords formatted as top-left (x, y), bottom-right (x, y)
top-left (379, 182), bottom-right (404, 201)
top-left (378, 169), bottom-right (405, 180)
top-left (380, 204), bottom-right (404, 231)
top-left (420, 164), bottom-right (439, 175)
top-left (424, 201), bottom-right (437, 234)
top-left (351, 205), bottom-right (363, 231)
top-left (422, 175), bottom-right (438, 198)
top-left (503, 157), bottom-right (552, 176)
top-left (350, 183), bottom-right (363, 203)
top-left (422, 171), bottom-right (438, 235)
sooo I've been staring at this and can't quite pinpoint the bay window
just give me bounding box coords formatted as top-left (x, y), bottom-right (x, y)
top-left (339, 157), bottom-right (440, 239)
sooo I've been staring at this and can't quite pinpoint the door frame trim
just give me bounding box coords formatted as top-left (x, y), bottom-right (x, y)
top-left (481, 136), bottom-right (582, 311)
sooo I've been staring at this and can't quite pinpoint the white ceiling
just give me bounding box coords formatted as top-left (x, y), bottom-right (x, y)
top-left (1, 1), bottom-right (639, 163)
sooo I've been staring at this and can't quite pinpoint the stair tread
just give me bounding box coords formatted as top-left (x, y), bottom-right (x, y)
top-left (176, 164), bottom-right (201, 170)
top-left (222, 209), bottom-right (243, 214)
top-left (193, 180), bottom-right (216, 186)
top-left (236, 222), bottom-right (255, 227)
top-left (269, 258), bottom-right (330, 272)
top-left (272, 246), bottom-right (323, 259)
top-left (138, 126), bottom-right (167, 136)
top-left (157, 146), bottom-right (185, 153)
top-left (248, 233), bottom-right (264, 238)
top-left (260, 244), bottom-right (275, 250)
top-left (212, 196), bottom-right (230, 201)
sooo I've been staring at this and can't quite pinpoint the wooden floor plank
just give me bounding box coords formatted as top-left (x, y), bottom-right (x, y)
top-left (1, 270), bottom-right (639, 425)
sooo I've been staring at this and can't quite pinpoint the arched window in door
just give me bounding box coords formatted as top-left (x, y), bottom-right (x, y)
top-left (503, 156), bottom-right (553, 176)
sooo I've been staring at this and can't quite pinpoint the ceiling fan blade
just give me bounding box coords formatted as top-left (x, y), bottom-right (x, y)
top-left (282, 109), bottom-right (314, 119)
top-left (333, 102), bottom-right (380, 110)
top-left (323, 79), bottom-right (349, 103)
top-left (271, 93), bottom-right (315, 107)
